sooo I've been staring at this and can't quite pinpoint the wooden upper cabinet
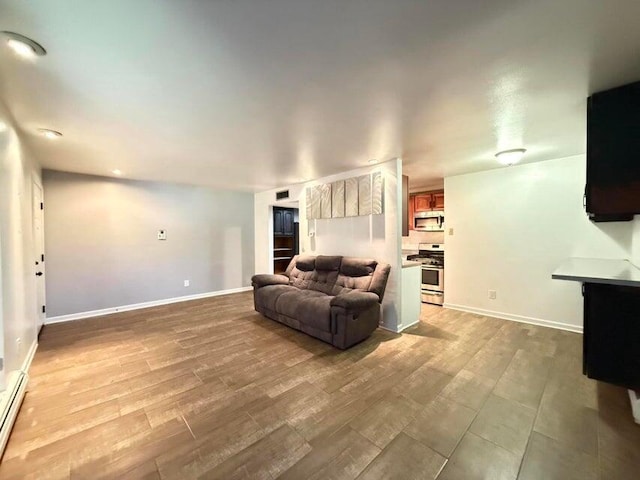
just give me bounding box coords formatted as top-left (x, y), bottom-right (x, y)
top-left (432, 191), bottom-right (445, 210)
top-left (408, 193), bottom-right (415, 230)
top-left (413, 190), bottom-right (444, 212)
top-left (414, 194), bottom-right (433, 212)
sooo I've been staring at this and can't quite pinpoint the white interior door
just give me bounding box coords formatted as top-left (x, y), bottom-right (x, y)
top-left (32, 182), bottom-right (45, 334)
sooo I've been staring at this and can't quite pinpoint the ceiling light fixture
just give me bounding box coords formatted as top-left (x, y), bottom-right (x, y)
top-left (368, 159), bottom-right (378, 164)
top-left (2, 31), bottom-right (47, 58)
top-left (112, 169), bottom-right (123, 176)
top-left (495, 148), bottom-right (526, 166)
top-left (38, 128), bottom-right (63, 139)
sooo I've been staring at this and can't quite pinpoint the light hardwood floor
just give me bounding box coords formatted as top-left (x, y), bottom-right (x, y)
top-left (1, 291), bottom-right (639, 479)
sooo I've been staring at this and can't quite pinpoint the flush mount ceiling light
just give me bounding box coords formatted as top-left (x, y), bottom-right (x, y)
top-left (2, 31), bottom-right (47, 58)
top-left (368, 159), bottom-right (378, 164)
top-left (112, 169), bottom-right (123, 176)
top-left (495, 148), bottom-right (526, 166)
top-left (37, 128), bottom-right (62, 139)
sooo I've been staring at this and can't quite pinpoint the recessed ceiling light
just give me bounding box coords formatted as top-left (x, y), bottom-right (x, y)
top-left (2, 31), bottom-right (47, 58)
top-left (368, 159), bottom-right (378, 164)
top-left (112, 169), bottom-right (123, 176)
top-left (38, 128), bottom-right (62, 139)
top-left (495, 148), bottom-right (526, 166)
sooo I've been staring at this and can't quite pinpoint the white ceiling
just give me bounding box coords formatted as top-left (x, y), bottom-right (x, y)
top-left (1, 0), bottom-right (640, 191)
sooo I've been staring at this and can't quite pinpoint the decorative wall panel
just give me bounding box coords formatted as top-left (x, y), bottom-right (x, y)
top-left (320, 183), bottom-right (332, 219)
top-left (345, 177), bottom-right (359, 217)
top-left (358, 174), bottom-right (372, 216)
top-left (331, 180), bottom-right (345, 218)
top-left (372, 171), bottom-right (384, 214)
top-left (306, 187), bottom-right (313, 219)
top-left (310, 185), bottom-right (322, 219)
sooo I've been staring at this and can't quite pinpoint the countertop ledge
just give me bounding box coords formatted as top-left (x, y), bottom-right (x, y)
top-left (552, 257), bottom-right (640, 287)
top-left (402, 261), bottom-right (422, 268)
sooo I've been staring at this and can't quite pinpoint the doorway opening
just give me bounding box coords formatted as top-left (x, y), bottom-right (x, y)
top-left (32, 180), bottom-right (45, 335)
top-left (272, 204), bottom-right (299, 275)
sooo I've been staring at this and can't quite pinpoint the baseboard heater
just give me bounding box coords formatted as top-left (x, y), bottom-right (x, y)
top-left (0, 371), bottom-right (28, 458)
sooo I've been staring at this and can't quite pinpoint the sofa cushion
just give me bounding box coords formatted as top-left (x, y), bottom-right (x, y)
top-left (255, 284), bottom-right (299, 312)
top-left (294, 256), bottom-right (316, 272)
top-left (275, 289), bottom-right (332, 332)
top-left (340, 257), bottom-right (377, 277)
top-left (315, 255), bottom-right (342, 271)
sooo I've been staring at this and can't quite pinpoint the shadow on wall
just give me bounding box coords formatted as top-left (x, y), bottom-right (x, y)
top-left (594, 221), bottom-right (634, 254)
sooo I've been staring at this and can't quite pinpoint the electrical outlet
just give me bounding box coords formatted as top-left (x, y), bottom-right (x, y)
top-left (184, 280), bottom-right (190, 287)
top-left (448, 228), bottom-right (454, 236)
top-left (488, 290), bottom-right (497, 300)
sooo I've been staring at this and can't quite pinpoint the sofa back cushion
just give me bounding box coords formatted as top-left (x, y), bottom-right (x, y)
top-left (287, 255), bottom-right (341, 295)
top-left (286, 255), bottom-right (389, 299)
top-left (335, 257), bottom-right (376, 293)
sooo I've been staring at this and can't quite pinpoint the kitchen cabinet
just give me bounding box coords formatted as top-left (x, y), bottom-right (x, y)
top-left (414, 194), bottom-right (432, 212)
top-left (586, 80), bottom-right (640, 222)
top-left (552, 258), bottom-right (640, 390)
top-left (273, 207), bottom-right (295, 236)
top-left (432, 192), bottom-right (445, 210)
top-left (412, 190), bottom-right (445, 212)
top-left (273, 207), bottom-right (298, 274)
top-left (583, 283), bottom-right (640, 388)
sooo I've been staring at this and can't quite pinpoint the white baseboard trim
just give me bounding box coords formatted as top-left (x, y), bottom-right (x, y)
top-left (0, 371), bottom-right (28, 458)
top-left (398, 319), bottom-right (420, 332)
top-left (379, 324), bottom-right (402, 334)
top-left (443, 303), bottom-right (583, 334)
top-left (45, 286), bottom-right (253, 325)
top-left (21, 339), bottom-right (38, 373)
top-left (0, 339), bottom-right (36, 458)
top-left (629, 390), bottom-right (640, 425)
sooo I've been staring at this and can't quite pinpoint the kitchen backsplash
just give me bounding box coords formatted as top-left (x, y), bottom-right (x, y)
top-left (402, 230), bottom-right (445, 250)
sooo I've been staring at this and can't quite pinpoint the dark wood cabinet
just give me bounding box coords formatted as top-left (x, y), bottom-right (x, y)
top-left (586, 81), bottom-right (640, 222)
top-left (583, 283), bottom-right (640, 388)
top-left (273, 207), bottom-right (298, 274)
top-left (283, 209), bottom-right (294, 236)
top-left (273, 207), bottom-right (295, 236)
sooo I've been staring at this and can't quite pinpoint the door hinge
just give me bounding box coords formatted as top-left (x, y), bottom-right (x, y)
top-left (41, 253), bottom-right (45, 262)
top-left (40, 202), bottom-right (44, 210)
top-left (42, 305), bottom-right (46, 314)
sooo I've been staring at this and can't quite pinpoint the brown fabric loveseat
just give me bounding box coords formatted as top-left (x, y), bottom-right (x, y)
top-left (251, 255), bottom-right (391, 349)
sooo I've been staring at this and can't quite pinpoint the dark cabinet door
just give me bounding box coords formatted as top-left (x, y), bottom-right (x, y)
top-left (586, 81), bottom-right (640, 220)
top-left (273, 208), bottom-right (284, 235)
top-left (583, 283), bottom-right (640, 388)
top-left (283, 209), bottom-right (295, 236)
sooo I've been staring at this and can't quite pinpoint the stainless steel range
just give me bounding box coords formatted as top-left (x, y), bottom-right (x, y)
top-left (406, 243), bottom-right (444, 305)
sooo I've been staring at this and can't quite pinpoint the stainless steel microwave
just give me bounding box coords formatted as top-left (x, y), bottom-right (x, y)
top-left (414, 211), bottom-right (444, 231)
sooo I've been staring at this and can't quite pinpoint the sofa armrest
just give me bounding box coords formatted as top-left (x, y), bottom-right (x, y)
top-left (251, 274), bottom-right (289, 288)
top-left (331, 291), bottom-right (380, 313)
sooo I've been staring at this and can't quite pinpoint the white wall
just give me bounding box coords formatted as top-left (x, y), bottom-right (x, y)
top-left (444, 154), bottom-right (637, 332)
top-left (0, 104), bottom-right (42, 381)
top-left (633, 218), bottom-right (640, 267)
top-left (43, 171), bottom-right (255, 317)
top-left (255, 159), bottom-right (404, 331)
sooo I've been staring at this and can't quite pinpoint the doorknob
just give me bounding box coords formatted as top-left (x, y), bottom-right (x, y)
top-left (35, 272), bottom-right (43, 276)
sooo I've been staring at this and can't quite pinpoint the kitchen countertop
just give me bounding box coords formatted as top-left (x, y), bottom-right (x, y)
top-left (402, 260), bottom-right (422, 268)
top-left (552, 258), bottom-right (640, 287)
